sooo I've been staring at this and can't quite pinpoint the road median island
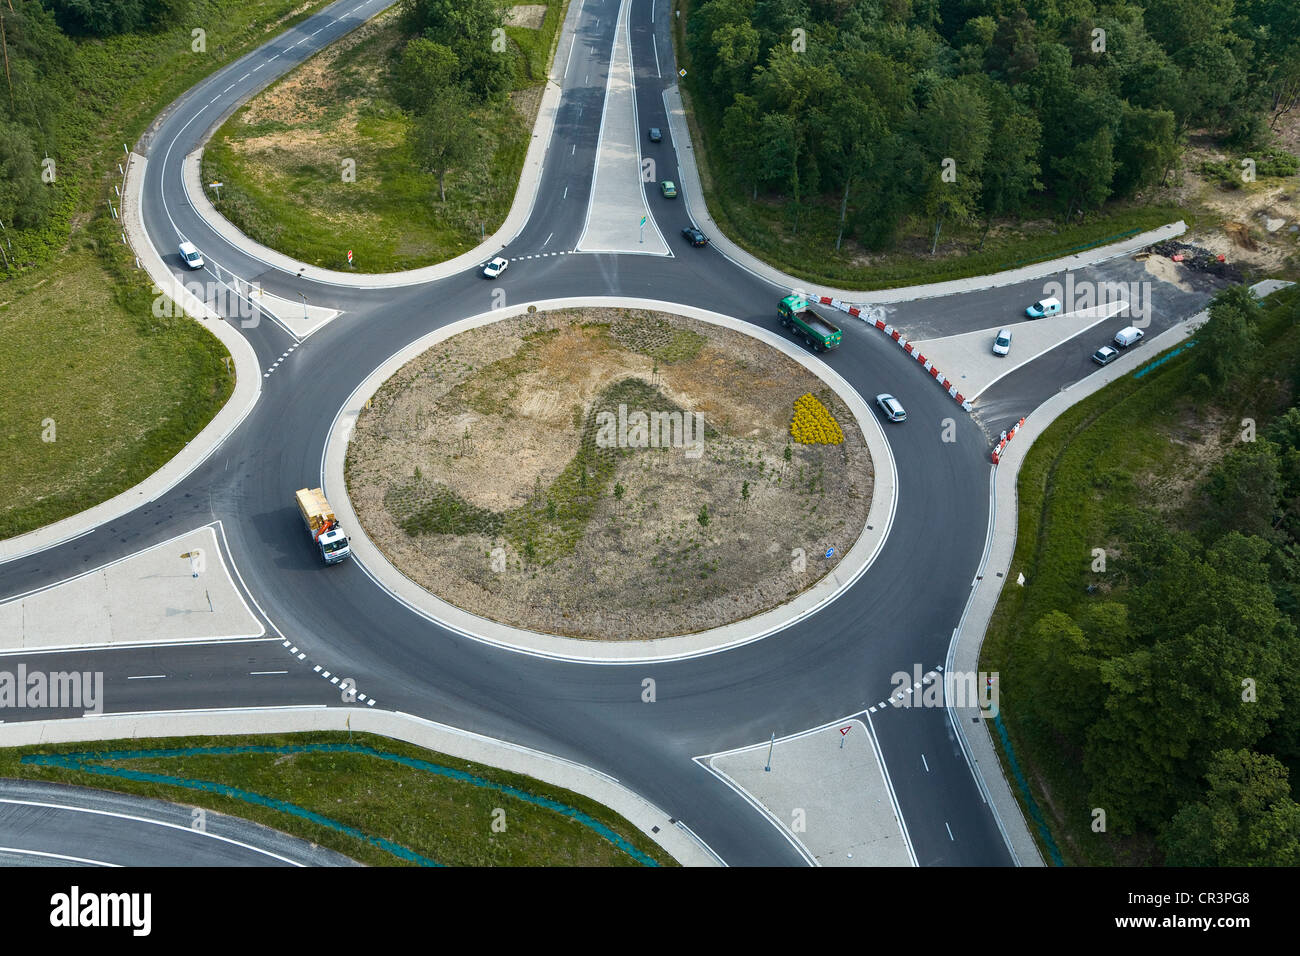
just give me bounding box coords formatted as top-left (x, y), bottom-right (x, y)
top-left (346, 307), bottom-right (873, 640)
top-left (200, 0), bottom-right (569, 273)
top-left (326, 297), bottom-right (895, 662)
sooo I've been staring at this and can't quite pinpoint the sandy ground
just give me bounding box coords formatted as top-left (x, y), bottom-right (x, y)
top-left (506, 4), bottom-right (548, 29)
top-left (1167, 113), bottom-right (1300, 277)
top-left (346, 309), bottom-right (874, 640)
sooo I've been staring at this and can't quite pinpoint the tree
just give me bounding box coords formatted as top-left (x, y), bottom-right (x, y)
top-left (978, 85), bottom-right (1042, 243)
top-left (1204, 442), bottom-right (1283, 541)
top-left (1028, 611), bottom-right (1102, 745)
top-left (399, 0), bottom-right (511, 101)
top-left (395, 38), bottom-right (459, 114)
top-left (720, 94), bottom-right (763, 198)
top-left (1162, 749), bottom-right (1300, 865)
top-left (409, 89), bottom-right (484, 201)
top-left (1050, 127), bottom-right (1116, 219)
top-left (0, 121), bottom-right (49, 229)
top-left (1113, 106), bottom-right (1178, 195)
top-left (910, 77), bottom-right (990, 253)
top-left (1191, 287), bottom-right (1261, 391)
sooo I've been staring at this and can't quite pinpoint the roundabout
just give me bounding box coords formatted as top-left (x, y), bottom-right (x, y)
top-left (0, 0), bottom-right (1229, 868)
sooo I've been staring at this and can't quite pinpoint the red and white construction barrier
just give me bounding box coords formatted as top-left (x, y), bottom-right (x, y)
top-left (813, 295), bottom-right (974, 412)
top-left (991, 417), bottom-right (1026, 464)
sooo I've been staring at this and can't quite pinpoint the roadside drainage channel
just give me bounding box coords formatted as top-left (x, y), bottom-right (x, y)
top-left (23, 743), bottom-right (659, 867)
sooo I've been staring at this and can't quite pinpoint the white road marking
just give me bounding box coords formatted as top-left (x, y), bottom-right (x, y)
top-left (0, 799), bottom-right (305, 865)
top-left (127, 675), bottom-right (166, 680)
top-left (0, 847), bottom-right (118, 867)
top-left (652, 35), bottom-right (660, 78)
top-left (945, 822), bottom-right (954, 840)
top-left (563, 186), bottom-right (568, 198)
top-left (250, 670), bottom-right (287, 676)
top-left (543, 232), bottom-right (553, 246)
top-left (922, 753), bottom-right (930, 772)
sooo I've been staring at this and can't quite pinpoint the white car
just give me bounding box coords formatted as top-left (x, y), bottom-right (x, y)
top-left (178, 241), bottom-right (204, 270)
top-left (875, 393), bottom-right (906, 422)
top-left (992, 328), bottom-right (1012, 356)
top-left (482, 256), bottom-right (509, 279)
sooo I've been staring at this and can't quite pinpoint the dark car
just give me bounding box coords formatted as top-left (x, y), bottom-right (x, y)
top-left (648, 127), bottom-right (662, 142)
top-left (682, 226), bottom-right (708, 247)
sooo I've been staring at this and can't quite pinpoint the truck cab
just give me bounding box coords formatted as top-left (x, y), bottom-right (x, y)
top-left (318, 527), bottom-right (351, 564)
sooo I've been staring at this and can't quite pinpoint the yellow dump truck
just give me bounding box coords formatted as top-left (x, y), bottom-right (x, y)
top-left (295, 487), bottom-right (351, 565)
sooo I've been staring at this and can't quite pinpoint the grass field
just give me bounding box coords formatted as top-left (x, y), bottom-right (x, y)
top-left (1, 0), bottom-right (342, 542)
top-left (203, 1), bottom-right (567, 272)
top-left (0, 732), bottom-right (677, 867)
top-left (979, 286), bottom-right (1300, 865)
top-left (0, 243), bottom-right (233, 539)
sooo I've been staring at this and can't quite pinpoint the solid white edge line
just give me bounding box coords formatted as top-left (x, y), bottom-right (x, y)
top-left (695, 754), bottom-right (817, 866)
top-left (0, 847), bottom-right (118, 866)
top-left (0, 798), bottom-right (305, 866)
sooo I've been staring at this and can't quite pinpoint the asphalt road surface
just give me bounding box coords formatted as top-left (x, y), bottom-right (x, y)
top-left (0, 0), bottom-right (1221, 865)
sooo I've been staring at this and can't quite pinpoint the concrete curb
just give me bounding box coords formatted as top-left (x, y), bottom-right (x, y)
top-left (324, 298), bottom-right (897, 663)
top-left (662, 86), bottom-right (1187, 305)
top-left (181, 0), bottom-right (581, 288)
top-left (946, 279), bottom-right (1294, 866)
top-left (0, 706), bottom-right (720, 866)
top-left (0, 153), bottom-right (262, 566)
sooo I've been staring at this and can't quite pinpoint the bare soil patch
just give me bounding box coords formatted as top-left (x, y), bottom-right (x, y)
top-left (506, 5), bottom-right (548, 29)
top-left (346, 308), bottom-right (874, 640)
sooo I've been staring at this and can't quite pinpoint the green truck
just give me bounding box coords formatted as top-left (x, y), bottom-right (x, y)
top-left (778, 294), bottom-right (842, 351)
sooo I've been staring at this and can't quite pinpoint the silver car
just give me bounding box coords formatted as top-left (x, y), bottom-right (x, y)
top-left (992, 328), bottom-right (1012, 356)
top-left (875, 393), bottom-right (906, 422)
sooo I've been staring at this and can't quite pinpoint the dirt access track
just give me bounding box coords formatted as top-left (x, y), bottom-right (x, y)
top-left (346, 308), bottom-right (873, 640)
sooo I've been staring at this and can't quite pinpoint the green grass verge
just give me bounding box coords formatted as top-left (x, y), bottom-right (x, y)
top-left (979, 286), bottom-right (1300, 865)
top-left (203, 0), bottom-right (568, 272)
top-left (0, 239), bottom-right (234, 540)
top-left (1, 1), bottom-right (342, 542)
top-left (670, 6), bottom-right (1191, 292)
top-left (0, 731), bottom-right (678, 867)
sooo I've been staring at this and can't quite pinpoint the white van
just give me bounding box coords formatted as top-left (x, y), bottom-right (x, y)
top-left (1113, 326), bottom-right (1144, 348)
top-left (178, 241), bottom-right (204, 270)
top-left (1025, 296), bottom-right (1062, 318)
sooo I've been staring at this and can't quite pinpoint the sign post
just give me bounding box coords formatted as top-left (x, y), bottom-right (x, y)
top-left (209, 181), bottom-right (222, 201)
top-left (839, 725), bottom-right (852, 749)
top-left (639, 215), bottom-right (647, 244)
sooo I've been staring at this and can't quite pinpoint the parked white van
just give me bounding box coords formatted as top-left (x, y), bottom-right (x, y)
top-left (1113, 326), bottom-right (1144, 348)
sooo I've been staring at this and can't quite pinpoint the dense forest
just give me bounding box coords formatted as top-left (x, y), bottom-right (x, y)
top-left (1010, 286), bottom-right (1300, 864)
top-left (686, 0), bottom-right (1300, 250)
